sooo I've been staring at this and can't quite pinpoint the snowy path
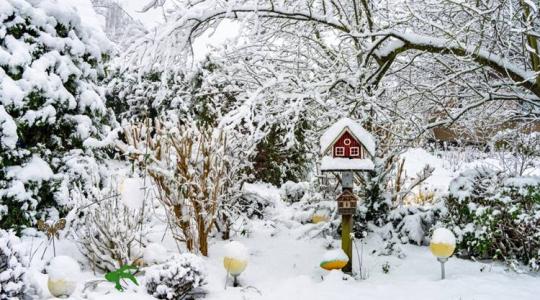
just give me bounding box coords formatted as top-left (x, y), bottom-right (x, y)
top-left (203, 221), bottom-right (540, 300)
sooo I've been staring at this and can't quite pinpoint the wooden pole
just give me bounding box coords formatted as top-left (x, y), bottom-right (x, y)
top-left (341, 214), bottom-right (353, 273)
top-left (341, 171), bottom-right (354, 274)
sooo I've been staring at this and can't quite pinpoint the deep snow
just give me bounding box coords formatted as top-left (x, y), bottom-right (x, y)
top-left (21, 197), bottom-right (540, 300)
top-left (13, 148), bottom-right (540, 300)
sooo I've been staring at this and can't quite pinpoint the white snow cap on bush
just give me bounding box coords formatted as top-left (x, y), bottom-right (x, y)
top-left (7, 155), bottom-right (54, 182)
top-left (322, 248), bottom-right (349, 262)
top-left (47, 256), bottom-right (80, 280)
top-left (223, 241), bottom-right (249, 261)
top-left (145, 253), bottom-right (207, 300)
top-left (431, 228), bottom-right (456, 245)
top-left (119, 177), bottom-right (146, 210)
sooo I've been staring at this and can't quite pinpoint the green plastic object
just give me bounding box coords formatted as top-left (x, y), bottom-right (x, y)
top-left (105, 265), bottom-right (139, 292)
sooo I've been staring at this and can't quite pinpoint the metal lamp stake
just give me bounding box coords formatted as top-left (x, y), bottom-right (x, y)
top-left (438, 257), bottom-right (448, 279)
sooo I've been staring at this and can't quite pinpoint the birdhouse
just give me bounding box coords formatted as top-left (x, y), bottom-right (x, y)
top-left (320, 118), bottom-right (375, 172)
top-left (336, 189), bottom-right (358, 215)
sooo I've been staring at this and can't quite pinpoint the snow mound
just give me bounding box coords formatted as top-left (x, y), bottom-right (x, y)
top-left (119, 177), bottom-right (146, 210)
top-left (320, 118), bottom-right (375, 156)
top-left (223, 241), bottom-right (249, 261)
top-left (401, 148), bottom-right (453, 192)
top-left (143, 243), bottom-right (170, 265)
top-left (243, 183), bottom-right (281, 206)
top-left (431, 228), bottom-right (456, 245)
top-left (47, 256), bottom-right (80, 280)
top-left (503, 176), bottom-right (540, 188)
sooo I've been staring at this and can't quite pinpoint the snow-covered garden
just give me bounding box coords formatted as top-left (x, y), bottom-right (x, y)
top-left (1, 0), bottom-right (539, 299)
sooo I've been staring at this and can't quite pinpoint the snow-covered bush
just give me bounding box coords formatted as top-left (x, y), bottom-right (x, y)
top-left (0, 230), bottom-right (26, 298)
top-left (76, 187), bottom-right (147, 272)
top-left (252, 123), bottom-right (311, 186)
top-left (145, 253), bottom-right (207, 300)
top-left (121, 121), bottom-right (229, 256)
top-left (232, 191), bottom-right (273, 220)
top-left (0, 0), bottom-right (114, 231)
top-left (387, 203), bottom-right (446, 245)
top-left (491, 128), bottom-right (540, 176)
top-left (443, 167), bottom-right (540, 271)
top-left (106, 69), bottom-right (184, 121)
top-left (106, 57), bottom-right (238, 126)
top-left (280, 181), bottom-right (310, 203)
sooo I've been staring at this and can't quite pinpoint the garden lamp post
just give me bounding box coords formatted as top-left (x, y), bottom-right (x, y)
top-left (223, 241), bottom-right (249, 287)
top-left (429, 228), bottom-right (456, 279)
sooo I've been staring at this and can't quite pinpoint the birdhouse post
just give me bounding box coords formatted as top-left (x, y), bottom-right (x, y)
top-left (320, 118), bottom-right (375, 274)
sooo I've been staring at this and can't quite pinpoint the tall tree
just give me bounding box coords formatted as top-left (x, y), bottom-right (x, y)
top-left (127, 0), bottom-right (539, 137)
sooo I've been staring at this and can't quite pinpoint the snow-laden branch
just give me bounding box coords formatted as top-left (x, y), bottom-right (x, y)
top-left (367, 30), bottom-right (540, 98)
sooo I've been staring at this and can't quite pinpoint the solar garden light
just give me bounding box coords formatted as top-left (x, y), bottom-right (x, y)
top-left (223, 241), bottom-right (249, 287)
top-left (47, 256), bottom-right (80, 298)
top-left (429, 228), bottom-right (456, 280)
top-left (320, 248), bottom-right (349, 271)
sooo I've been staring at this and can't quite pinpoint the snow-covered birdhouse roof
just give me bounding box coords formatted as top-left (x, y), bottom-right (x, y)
top-left (319, 118), bottom-right (375, 156)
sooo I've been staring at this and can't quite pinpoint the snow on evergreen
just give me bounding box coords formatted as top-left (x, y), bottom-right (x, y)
top-left (0, 230), bottom-right (26, 299)
top-left (0, 0), bottom-right (114, 230)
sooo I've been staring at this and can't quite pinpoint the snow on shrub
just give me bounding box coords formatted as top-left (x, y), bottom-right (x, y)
top-left (280, 181), bottom-right (309, 202)
top-left (387, 203), bottom-right (446, 245)
top-left (76, 187), bottom-right (148, 272)
top-left (443, 167), bottom-right (540, 271)
top-left (0, 230), bottom-right (26, 298)
top-left (0, 0), bottom-right (114, 231)
top-left (145, 253), bottom-right (207, 300)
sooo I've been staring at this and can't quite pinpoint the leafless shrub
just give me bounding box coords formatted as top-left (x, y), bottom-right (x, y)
top-left (119, 119), bottom-right (228, 256)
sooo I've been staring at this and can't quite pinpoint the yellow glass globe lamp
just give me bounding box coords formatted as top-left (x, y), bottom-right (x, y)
top-left (430, 228), bottom-right (456, 279)
top-left (223, 241), bottom-right (248, 287)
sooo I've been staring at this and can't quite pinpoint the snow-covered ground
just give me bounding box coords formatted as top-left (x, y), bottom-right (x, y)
top-left (20, 168), bottom-right (540, 299)
top-left (204, 221), bottom-right (540, 300)
top-left (24, 217), bottom-right (540, 300)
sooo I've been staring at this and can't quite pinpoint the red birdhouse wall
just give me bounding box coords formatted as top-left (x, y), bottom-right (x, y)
top-left (332, 131), bottom-right (367, 158)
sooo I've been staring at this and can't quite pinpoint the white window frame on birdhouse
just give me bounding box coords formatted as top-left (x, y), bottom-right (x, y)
top-left (335, 147), bottom-right (345, 156)
top-left (344, 138), bottom-right (351, 145)
top-left (350, 147), bottom-right (359, 157)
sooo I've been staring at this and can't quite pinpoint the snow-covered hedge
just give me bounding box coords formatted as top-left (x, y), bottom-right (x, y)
top-left (0, 0), bottom-right (114, 230)
top-left (145, 253), bottom-right (207, 299)
top-left (0, 230), bottom-right (26, 298)
top-left (387, 203), bottom-right (446, 245)
top-left (280, 181), bottom-right (309, 202)
top-left (443, 167), bottom-right (540, 271)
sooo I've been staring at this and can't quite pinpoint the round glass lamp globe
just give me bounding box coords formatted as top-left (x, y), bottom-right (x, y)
top-left (47, 256), bottom-right (80, 297)
top-left (430, 228), bottom-right (456, 259)
top-left (223, 241), bottom-right (249, 276)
